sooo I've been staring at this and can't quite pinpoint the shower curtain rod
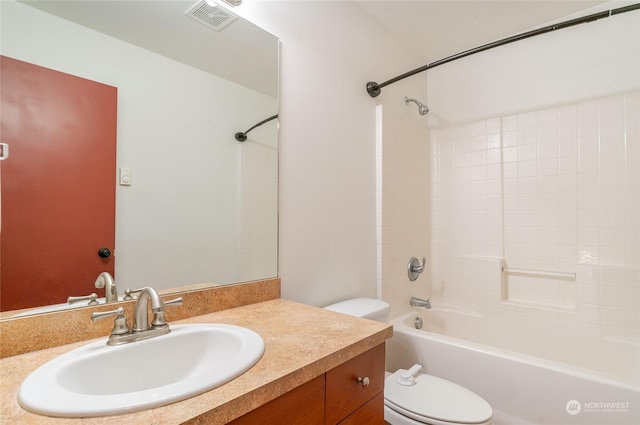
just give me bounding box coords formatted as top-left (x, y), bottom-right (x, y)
top-left (235, 114), bottom-right (278, 142)
top-left (366, 3), bottom-right (640, 98)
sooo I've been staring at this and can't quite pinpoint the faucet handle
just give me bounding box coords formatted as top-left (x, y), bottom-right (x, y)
top-left (151, 297), bottom-right (183, 328)
top-left (123, 287), bottom-right (145, 300)
top-left (91, 307), bottom-right (130, 336)
top-left (163, 297), bottom-right (183, 307)
top-left (67, 293), bottom-right (99, 305)
top-left (408, 257), bottom-right (427, 281)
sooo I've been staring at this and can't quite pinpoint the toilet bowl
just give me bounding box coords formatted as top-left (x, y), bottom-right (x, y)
top-left (324, 298), bottom-right (493, 425)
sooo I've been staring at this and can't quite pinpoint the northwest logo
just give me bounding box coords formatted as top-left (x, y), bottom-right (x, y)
top-left (566, 400), bottom-right (582, 415)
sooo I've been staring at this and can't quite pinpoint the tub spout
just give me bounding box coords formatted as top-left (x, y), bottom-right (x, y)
top-left (410, 296), bottom-right (431, 309)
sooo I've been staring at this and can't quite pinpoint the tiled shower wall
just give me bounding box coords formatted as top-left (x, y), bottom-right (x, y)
top-left (430, 91), bottom-right (639, 342)
top-left (377, 87), bottom-right (431, 319)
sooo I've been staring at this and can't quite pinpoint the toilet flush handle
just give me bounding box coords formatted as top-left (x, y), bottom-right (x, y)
top-left (356, 376), bottom-right (370, 388)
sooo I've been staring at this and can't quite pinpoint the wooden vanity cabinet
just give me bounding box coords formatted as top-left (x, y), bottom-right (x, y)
top-left (227, 343), bottom-right (385, 425)
top-left (326, 343), bottom-right (385, 424)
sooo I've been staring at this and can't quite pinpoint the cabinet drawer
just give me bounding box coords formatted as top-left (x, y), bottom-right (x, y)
top-left (325, 344), bottom-right (385, 424)
top-left (227, 375), bottom-right (324, 425)
top-left (338, 392), bottom-right (384, 425)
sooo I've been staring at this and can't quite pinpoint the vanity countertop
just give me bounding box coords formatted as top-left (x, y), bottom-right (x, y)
top-left (0, 298), bottom-right (392, 424)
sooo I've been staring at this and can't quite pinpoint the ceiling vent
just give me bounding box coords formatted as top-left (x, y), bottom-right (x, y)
top-left (185, 0), bottom-right (238, 32)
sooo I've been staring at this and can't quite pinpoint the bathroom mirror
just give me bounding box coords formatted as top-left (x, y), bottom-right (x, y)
top-left (0, 0), bottom-right (279, 316)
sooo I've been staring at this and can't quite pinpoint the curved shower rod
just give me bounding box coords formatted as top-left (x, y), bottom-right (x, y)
top-left (235, 114), bottom-right (279, 142)
top-left (366, 2), bottom-right (640, 98)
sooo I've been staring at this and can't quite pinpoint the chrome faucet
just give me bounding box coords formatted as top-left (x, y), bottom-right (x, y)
top-left (91, 286), bottom-right (182, 345)
top-left (95, 272), bottom-right (118, 303)
top-left (132, 286), bottom-right (168, 332)
top-left (410, 296), bottom-right (431, 309)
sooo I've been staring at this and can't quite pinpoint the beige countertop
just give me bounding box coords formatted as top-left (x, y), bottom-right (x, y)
top-left (0, 298), bottom-right (392, 424)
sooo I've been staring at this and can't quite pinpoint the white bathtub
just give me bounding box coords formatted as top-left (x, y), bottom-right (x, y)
top-left (385, 309), bottom-right (640, 425)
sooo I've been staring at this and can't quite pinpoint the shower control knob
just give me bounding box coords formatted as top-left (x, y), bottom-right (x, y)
top-left (98, 247), bottom-right (111, 258)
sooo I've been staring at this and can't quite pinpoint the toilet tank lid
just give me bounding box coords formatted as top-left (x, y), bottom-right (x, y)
top-left (324, 298), bottom-right (389, 319)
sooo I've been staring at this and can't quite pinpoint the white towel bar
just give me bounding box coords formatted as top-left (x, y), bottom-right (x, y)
top-left (501, 266), bottom-right (575, 280)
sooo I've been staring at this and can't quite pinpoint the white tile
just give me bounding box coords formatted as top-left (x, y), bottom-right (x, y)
top-left (576, 265), bottom-right (600, 285)
top-left (578, 99), bottom-right (599, 137)
top-left (470, 150), bottom-right (487, 166)
top-left (487, 148), bottom-right (501, 164)
top-left (503, 115), bottom-right (517, 132)
top-left (600, 285), bottom-right (628, 306)
top-left (577, 226), bottom-right (599, 246)
top-left (538, 142), bottom-right (559, 159)
top-left (518, 177), bottom-right (537, 194)
top-left (577, 246), bottom-right (599, 264)
top-left (537, 175), bottom-right (559, 193)
top-left (503, 179), bottom-right (518, 196)
top-left (518, 160), bottom-right (537, 177)
top-left (599, 94), bottom-right (625, 138)
top-left (518, 144), bottom-right (537, 161)
top-left (578, 153), bottom-right (599, 175)
top-left (486, 179), bottom-right (502, 197)
top-left (600, 306), bottom-right (627, 326)
top-left (579, 133), bottom-right (600, 155)
top-left (538, 158), bottom-right (559, 176)
top-left (518, 210), bottom-right (539, 227)
top-left (558, 138), bottom-right (578, 157)
top-left (503, 162), bottom-right (518, 178)
top-left (558, 174), bottom-right (578, 192)
top-left (470, 135), bottom-right (487, 151)
top-left (487, 133), bottom-right (501, 149)
top-left (577, 284), bottom-right (599, 304)
top-left (558, 156), bottom-right (578, 175)
top-left (503, 131), bottom-right (517, 147)
top-left (600, 170), bottom-right (626, 190)
top-left (518, 193), bottom-right (538, 210)
top-left (538, 193), bottom-right (559, 210)
top-left (503, 146), bottom-right (518, 163)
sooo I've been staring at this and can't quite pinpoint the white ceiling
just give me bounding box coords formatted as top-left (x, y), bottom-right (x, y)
top-left (357, 0), bottom-right (609, 65)
top-left (19, 0), bottom-right (280, 97)
top-left (20, 0), bottom-right (618, 97)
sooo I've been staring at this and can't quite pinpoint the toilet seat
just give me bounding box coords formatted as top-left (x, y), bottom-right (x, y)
top-left (384, 370), bottom-right (492, 425)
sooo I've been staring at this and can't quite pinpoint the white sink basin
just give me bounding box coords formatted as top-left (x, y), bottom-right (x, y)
top-left (18, 324), bottom-right (265, 417)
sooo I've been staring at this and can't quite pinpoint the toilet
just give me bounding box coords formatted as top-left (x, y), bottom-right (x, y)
top-left (324, 298), bottom-right (493, 425)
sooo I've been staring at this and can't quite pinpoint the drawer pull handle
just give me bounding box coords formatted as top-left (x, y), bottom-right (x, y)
top-left (356, 376), bottom-right (370, 388)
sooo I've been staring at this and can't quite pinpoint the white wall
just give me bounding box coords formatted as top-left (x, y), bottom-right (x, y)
top-left (1, 0), bottom-right (278, 291)
top-left (426, 2), bottom-right (639, 378)
top-left (236, 1), bottom-right (422, 306)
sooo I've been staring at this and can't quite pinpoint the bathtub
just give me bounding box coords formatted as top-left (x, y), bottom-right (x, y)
top-left (385, 309), bottom-right (640, 425)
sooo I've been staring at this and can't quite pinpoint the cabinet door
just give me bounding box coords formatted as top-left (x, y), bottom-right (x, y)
top-left (338, 392), bottom-right (384, 425)
top-left (325, 344), bottom-right (385, 424)
top-left (227, 375), bottom-right (325, 425)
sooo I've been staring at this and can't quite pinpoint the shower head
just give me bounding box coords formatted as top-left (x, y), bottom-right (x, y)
top-left (404, 96), bottom-right (429, 115)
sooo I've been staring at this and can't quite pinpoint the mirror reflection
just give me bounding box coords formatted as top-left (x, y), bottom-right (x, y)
top-left (0, 0), bottom-right (279, 317)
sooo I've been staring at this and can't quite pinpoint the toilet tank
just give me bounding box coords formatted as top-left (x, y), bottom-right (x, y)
top-left (324, 298), bottom-right (390, 322)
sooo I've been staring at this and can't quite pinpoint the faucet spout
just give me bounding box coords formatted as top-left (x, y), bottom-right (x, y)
top-left (410, 296), bottom-right (431, 309)
top-left (95, 272), bottom-right (117, 303)
top-left (133, 287), bottom-right (164, 332)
